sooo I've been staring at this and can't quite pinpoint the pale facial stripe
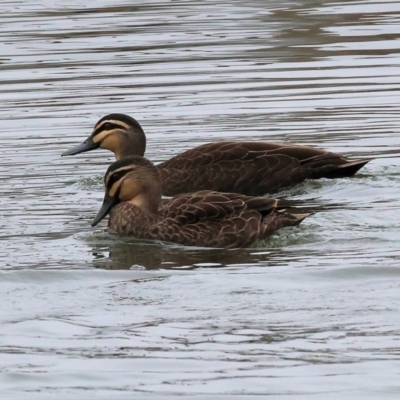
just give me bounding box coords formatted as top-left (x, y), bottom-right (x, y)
top-left (92, 119), bottom-right (131, 144)
top-left (108, 181), bottom-right (121, 198)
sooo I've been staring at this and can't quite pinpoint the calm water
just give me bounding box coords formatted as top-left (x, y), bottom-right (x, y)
top-left (1, 0), bottom-right (400, 398)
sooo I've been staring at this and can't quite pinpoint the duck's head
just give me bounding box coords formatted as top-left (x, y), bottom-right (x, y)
top-left (91, 155), bottom-right (161, 227)
top-left (62, 113), bottom-right (146, 160)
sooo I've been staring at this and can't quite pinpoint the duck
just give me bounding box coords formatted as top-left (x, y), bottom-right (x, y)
top-left (91, 155), bottom-right (311, 248)
top-left (62, 113), bottom-right (371, 196)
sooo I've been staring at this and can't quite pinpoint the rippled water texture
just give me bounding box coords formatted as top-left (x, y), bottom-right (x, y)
top-left (1, 0), bottom-right (400, 398)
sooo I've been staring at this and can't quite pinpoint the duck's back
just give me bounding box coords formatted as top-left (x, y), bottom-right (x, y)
top-left (157, 141), bottom-right (369, 196)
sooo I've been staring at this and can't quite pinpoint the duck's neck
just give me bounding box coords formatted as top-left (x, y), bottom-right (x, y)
top-left (128, 187), bottom-right (161, 216)
top-left (116, 127), bottom-right (146, 160)
top-left (127, 193), bottom-right (159, 215)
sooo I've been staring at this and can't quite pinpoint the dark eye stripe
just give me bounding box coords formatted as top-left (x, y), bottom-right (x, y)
top-left (106, 167), bottom-right (135, 189)
top-left (93, 122), bottom-right (123, 138)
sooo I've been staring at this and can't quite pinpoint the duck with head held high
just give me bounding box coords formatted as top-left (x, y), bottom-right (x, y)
top-left (62, 113), bottom-right (371, 197)
top-left (91, 155), bottom-right (311, 248)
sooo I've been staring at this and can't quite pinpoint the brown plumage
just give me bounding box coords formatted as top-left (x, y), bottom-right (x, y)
top-left (91, 156), bottom-right (311, 248)
top-left (62, 113), bottom-right (371, 196)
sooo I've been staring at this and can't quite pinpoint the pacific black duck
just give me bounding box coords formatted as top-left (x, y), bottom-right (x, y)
top-left (62, 113), bottom-right (371, 196)
top-left (91, 156), bottom-right (311, 248)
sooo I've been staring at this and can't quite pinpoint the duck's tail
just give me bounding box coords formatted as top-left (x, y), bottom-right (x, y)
top-left (323, 159), bottom-right (372, 179)
top-left (288, 212), bottom-right (312, 225)
top-left (261, 210), bottom-right (312, 239)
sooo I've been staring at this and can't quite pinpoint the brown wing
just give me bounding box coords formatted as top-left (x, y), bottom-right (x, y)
top-left (110, 191), bottom-right (310, 248)
top-left (152, 191), bottom-right (291, 248)
top-left (157, 142), bottom-right (370, 196)
top-left (160, 190), bottom-right (278, 222)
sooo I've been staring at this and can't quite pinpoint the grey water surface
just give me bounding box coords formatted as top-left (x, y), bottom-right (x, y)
top-left (1, 0), bottom-right (400, 398)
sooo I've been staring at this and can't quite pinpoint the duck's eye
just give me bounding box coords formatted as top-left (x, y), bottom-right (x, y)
top-left (110, 171), bottom-right (126, 185)
top-left (103, 123), bottom-right (112, 130)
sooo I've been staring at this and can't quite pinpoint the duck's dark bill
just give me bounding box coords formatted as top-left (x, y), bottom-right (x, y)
top-left (61, 137), bottom-right (98, 156)
top-left (91, 194), bottom-right (119, 227)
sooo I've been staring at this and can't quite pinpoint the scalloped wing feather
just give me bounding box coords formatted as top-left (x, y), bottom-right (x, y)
top-left (108, 195), bottom-right (309, 248)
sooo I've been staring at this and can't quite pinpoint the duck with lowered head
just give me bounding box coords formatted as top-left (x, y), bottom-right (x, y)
top-left (91, 155), bottom-right (311, 248)
top-left (62, 114), bottom-right (371, 197)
